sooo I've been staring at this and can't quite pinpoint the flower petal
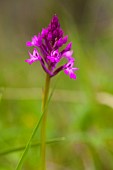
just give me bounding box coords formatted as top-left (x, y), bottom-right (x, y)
top-left (26, 41), bottom-right (32, 47)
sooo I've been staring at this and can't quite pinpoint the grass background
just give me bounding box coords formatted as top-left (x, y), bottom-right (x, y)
top-left (0, 0), bottom-right (113, 169)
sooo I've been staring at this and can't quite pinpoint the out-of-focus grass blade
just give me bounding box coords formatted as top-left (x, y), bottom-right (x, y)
top-left (0, 137), bottom-right (65, 156)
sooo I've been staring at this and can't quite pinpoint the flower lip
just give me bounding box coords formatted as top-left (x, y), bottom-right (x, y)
top-left (25, 48), bottom-right (41, 64)
top-left (47, 50), bottom-right (60, 63)
top-left (63, 58), bottom-right (78, 79)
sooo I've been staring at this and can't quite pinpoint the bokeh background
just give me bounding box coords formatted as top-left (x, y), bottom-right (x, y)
top-left (0, 0), bottom-right (113, 169)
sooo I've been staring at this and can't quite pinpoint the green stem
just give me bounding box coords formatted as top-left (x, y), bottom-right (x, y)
top-left (40, 73), bottom-right (51, 170)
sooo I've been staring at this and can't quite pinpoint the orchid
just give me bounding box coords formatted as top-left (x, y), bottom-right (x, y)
top-left (17, 15), bottom-right (79, 170)
top-left (25, 15), bottom-right (78, 79)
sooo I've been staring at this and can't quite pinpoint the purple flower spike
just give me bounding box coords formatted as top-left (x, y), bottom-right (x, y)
top-left (25, 15), bottom-right (78, 79)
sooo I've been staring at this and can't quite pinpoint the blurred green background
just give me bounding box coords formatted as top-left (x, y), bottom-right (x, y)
top-left (0, 0), bottom-right (113, 169)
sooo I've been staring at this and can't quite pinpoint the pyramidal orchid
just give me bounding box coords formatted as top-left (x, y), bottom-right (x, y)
top-left (17, 15), bottom-right (78, 170)
top-left (25, 15), bottom-right (78, 79)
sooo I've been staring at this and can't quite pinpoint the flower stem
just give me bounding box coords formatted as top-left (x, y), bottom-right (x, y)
top-left (40, 73), bottom-right (51, 170)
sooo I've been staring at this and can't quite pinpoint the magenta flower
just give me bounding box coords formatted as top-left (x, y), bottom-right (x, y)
top-left (64, 59), bottom-right (78, 79)
top-left (25, 48), bottom-right (41, 64)
top-left (25, 15), bottom-right (78, 79)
